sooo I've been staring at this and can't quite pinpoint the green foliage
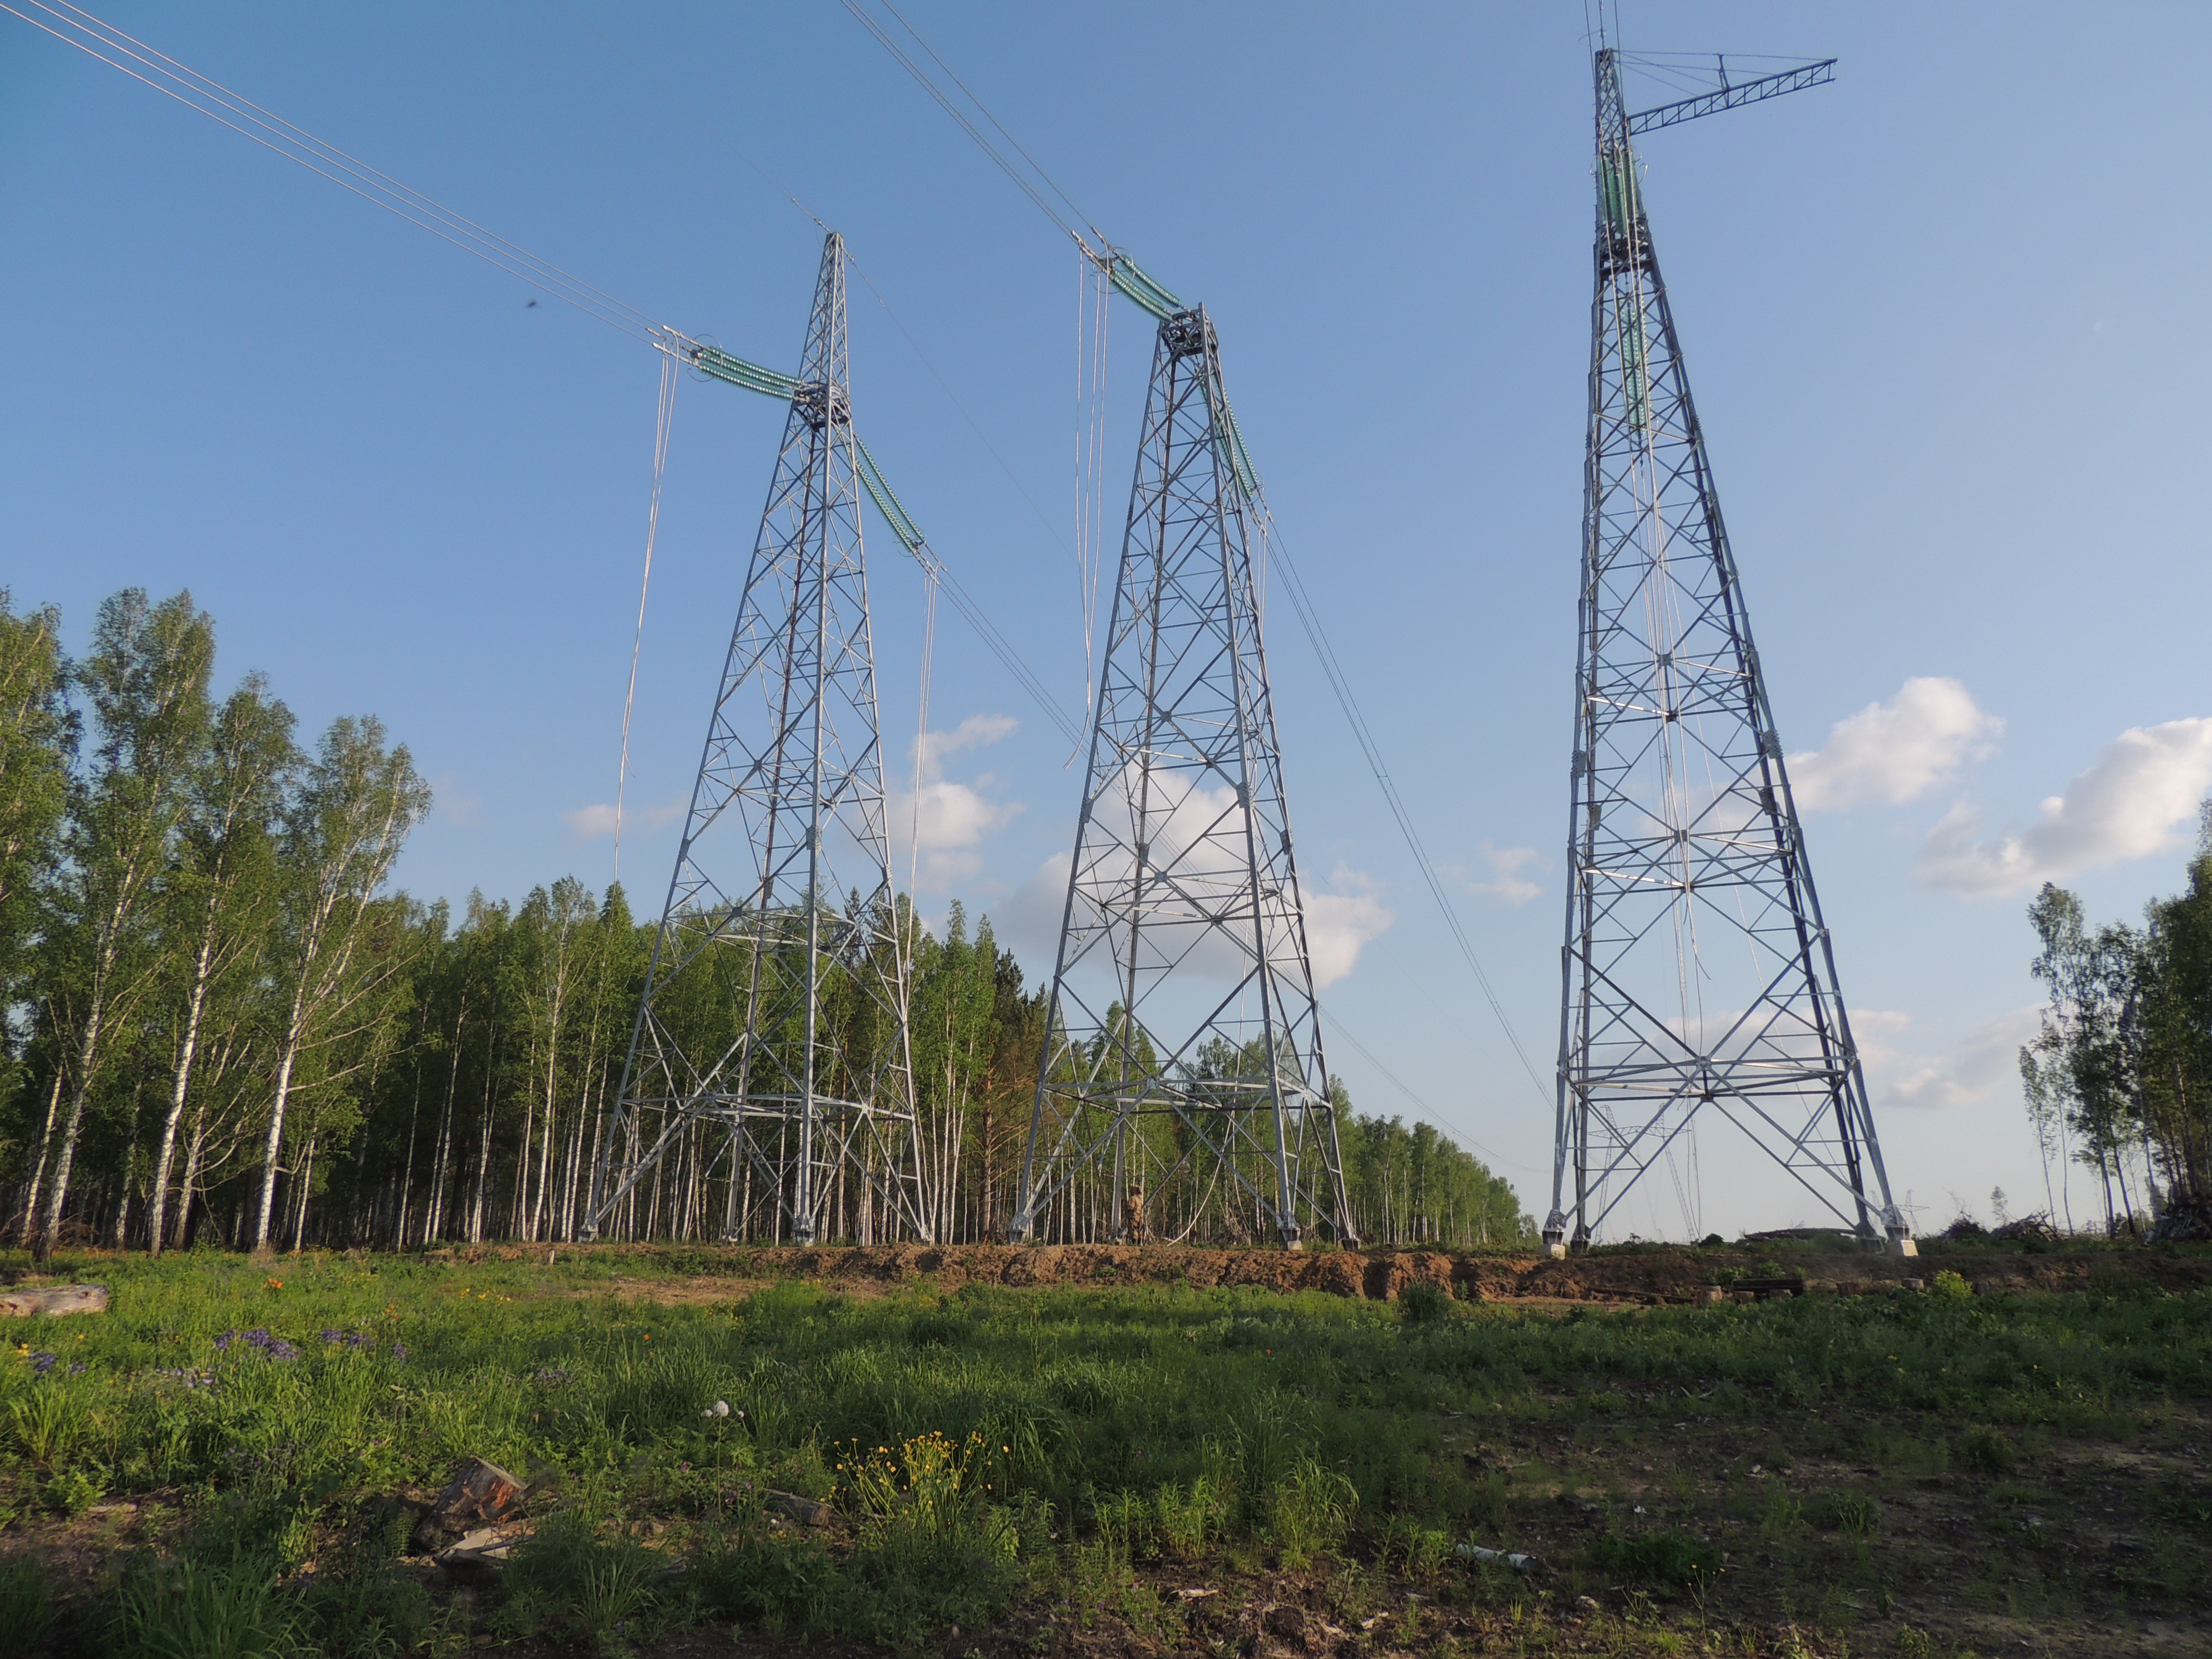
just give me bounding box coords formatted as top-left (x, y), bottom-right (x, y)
top-left (1397, 1280), bottom-right (1452, 1325)
top-left (1955, 1426), bottom-right (2019, 1474)
top-left (111, 1550), bottom-right (305, 1659)
top-left (0, 1551), bottom-right (60, 1659)
top-left (3, 1251), bottom-right (2210, 1649)
top-left (1930, 1269), bottom-right (1973, 1301)
top-left (1586, 1528), bottom-right (1722, 1587)
top-left (1338, 1091), bottom-right (1530, 1247)
top-left (1812, 1491), bottom-right (1882, 1535)
top-left (498, 1506), bottom-right (670, 1646)
top-left (1376, 1513), bottom-right (1454, 1584)
top-left (1267, 1456), bottom-right (1358, 1568)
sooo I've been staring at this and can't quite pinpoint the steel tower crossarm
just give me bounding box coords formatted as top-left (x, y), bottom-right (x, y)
top-left (1545, 49), bottom-right (1912, 1260)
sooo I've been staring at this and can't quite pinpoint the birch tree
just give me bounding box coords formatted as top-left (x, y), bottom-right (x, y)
top-left (146, 677), bottom-right (294, 1254)
top-left (35, 590), bottom-right (213, 1257)
top-left (0, 593), bottom-right (72, 999)
top-left (251, 716), bottom-right (430, 1250)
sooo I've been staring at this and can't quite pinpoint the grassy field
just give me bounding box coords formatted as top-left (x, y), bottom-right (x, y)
top-left (2, 1245), bottom-right (2208, 1658)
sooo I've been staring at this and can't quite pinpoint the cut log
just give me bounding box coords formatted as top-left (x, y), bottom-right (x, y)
top-left (765, 1489), bottom-right (839, 1527)
top-left (0, 1284), bottom-right (107, 1319)
top-left (433, 1457), bottom-right (526, 1528)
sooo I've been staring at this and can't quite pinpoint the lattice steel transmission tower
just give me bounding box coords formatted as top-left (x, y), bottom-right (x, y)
top-left (1011, 307), bottom-right (1355, 1249)
top-left (1546, 50), bottom-right (1914, 1256)
top-left (585, 233), bottom-right (926, 1246)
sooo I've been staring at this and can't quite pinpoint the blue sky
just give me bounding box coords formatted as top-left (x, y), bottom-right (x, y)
top-left (7, 2), bottom-right (2209, 1238)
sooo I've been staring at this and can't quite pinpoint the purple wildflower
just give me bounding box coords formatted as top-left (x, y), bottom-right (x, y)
top-left (214, 1331), bottom-right (236, 1352)
top-left (67, 1362), bottom-right (86, 1377)
top-left (321, 1329), bottom-right (344, 1344)
top-left (266, 1340), bottom-right (300, 1362)
top-left (346, 1333), bottom-right (374, 1350)
top-left (244, 1329), bottom-right (275, 1350)
top-left (30, 1351), bottom-right (57, 1374)
top-left (391, 1342), bottom-right (409, 1363)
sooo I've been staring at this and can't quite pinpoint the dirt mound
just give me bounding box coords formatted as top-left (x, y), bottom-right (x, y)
top-left (421, 1236), bottom-right (2212, 1304)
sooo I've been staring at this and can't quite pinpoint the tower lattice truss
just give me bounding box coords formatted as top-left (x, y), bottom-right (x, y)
top-left (588, 232), bottom-right (926, 1246)
top-left (1547, 52), bottom-right (1909, 1254)
top-left (1013, 308), bottom-right (1355, 1249)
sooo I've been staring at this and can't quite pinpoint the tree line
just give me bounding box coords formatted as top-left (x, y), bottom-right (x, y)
top-left (2021, 811), bottom-right (2212, 1237)
top-left (0, 587), bottom-right (1529, 1257)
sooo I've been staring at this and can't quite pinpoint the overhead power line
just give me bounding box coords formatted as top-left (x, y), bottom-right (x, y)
top-left (1, 0), bottom-right (662, 343)
top-left (837, 0), bottom-right (1557, 1158)
top-left (5, 0), bottom-right (1085, 752)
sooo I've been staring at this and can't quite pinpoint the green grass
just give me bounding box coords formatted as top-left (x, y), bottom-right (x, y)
top-left (2, 1246), bottom-right (2210, 1654)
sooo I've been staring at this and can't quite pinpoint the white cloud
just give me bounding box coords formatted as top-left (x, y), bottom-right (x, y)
top-left (923, 713), bottom-right (1018, 768)
top-left (1917, 717), bottom-right (2212, 896)
top-left (1789, 677), bottom-right (2002, 812)
top-left (1855, 1005), bottom-right (2041, 1111)
top-left (1467, 842), bottom-right (1541, 906)
top-left (891, 714), bottom-right (1022, 889)
top-left (1305, 865), bottom-right (1396, 989)
top-left (563, 794), bottom-right (685, 841)
top-left (999, 848), bottom-right (1393, 991)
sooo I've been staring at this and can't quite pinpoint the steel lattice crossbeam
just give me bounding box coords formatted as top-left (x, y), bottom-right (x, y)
top-left (1011, 309), bottom-right (1355, 1250)
top-left (586, 233), bottom-right (927, 1247)
top-left (1544, 52), bottom-right (1911, 1256)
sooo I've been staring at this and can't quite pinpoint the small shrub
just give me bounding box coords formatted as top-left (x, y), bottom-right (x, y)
top-left (1813, 1491), bottom-right (1882, 1535)
top-left (111, 1550), bottom-right (306, 1659)
top-left (835, 1431), bottom-right (1024, 1645)
top-left (1956, 1426), bottom-right (2019, 1474)
top-left (303, 1569), bottom-right (433, 1659)
top-left (1586, 1529), bottom-right (1722, 1587)
top-left (1092, 1489), bottom-right (1155, 1560)
top-left (8, 1384), bottom-right (88, 1469)
top-left (1154, 1475), bottom-right (1225, 1559)
top-left (1398, 1282), bottom-right (1451, 1325)
top-left (1758, 1483), bottom-right (1804, 1539)
top-left (0, 1553), bottom-right (60, 1659)
top-left (1930, 1270), bottom-right (1974, 1301)
top-left (497, 1508), bottom-right (668, 1645)
top-left (46, 1463), bottom-right (105, 1517)
top-left (1267, 1457), bottom-right (1357, 1568)
top-left (694, 1532), bottom-right (839, 1630)
top-left (1377, 1514), bottom-right (1453, 1585)
top-left (1467, 1469), bottom-right (1509, 1531)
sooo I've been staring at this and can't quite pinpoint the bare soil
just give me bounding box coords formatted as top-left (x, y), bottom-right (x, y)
top-left (419, 1236), bottom-right (2212, 1306)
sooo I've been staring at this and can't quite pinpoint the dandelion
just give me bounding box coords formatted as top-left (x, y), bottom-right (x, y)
top-left (704, 1399), bottom-right (731, 1419)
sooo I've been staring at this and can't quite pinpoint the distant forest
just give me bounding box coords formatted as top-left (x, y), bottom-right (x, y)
top-left (2023, 823), bottom-right (2212, 1238)
top-left (0, 588), bottom-right (1530, 1259)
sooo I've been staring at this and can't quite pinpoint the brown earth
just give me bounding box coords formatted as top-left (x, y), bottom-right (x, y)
top-left (415, 1237), bottom-right (2212, 1306)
